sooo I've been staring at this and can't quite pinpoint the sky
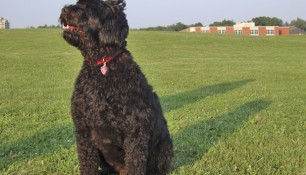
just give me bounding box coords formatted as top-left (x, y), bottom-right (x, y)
top-left (1, 0), bottom-right (306, 29)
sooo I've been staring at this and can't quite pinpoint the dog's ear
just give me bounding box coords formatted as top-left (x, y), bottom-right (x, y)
top-left (105, 0), bottom-right (126, 10)
top-left (98, 0), bottom-right (128, 47)
top-left (77, 0), bottom-right (87, 4)
top-left (78, 0), bottom-right (98, 4)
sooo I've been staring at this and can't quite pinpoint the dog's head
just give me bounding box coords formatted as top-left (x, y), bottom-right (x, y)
top-left (59, 0), bottom-right (128, 50)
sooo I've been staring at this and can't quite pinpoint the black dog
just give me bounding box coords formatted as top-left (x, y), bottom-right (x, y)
top-left (59, 0), bottom-right (173, 174)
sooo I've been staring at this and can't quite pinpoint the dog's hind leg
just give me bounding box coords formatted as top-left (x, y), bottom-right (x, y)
top-left (155, 135), bottom-right (174, 175)
top-left (123, 131), bottom-right (150, 175)
top-left (145, 135), bottom-right (173, 175)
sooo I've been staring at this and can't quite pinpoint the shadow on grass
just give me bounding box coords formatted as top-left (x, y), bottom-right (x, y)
top-left (171, 99), bottom-right (271, 171)
top-left (160, 79), bottom-right (255, 113)
top-left (0, 124), bottom-right (75, 171)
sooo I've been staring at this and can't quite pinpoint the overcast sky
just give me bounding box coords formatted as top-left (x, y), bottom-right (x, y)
top-left (1, 0), bottom-right (306, 28)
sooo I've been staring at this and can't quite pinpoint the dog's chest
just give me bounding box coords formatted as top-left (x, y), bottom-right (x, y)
top-left (75, 64), bottom-right (150, 140)
top-left (80, 73), bottom-right (131, 126)
top-left (91, 122), bottom-right (124, 146)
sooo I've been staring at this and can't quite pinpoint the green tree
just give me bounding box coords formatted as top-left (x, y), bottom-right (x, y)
top-left (290, 18), bottom-right (306, 31)
top-left (284, 21), bottom-right (289, 26)
top-left (167, 22), bottom-right (187, 31)
top-left (209, 19), bottom-right (235, 26)
top-left (190, 22), bottom-right (203, 27)
top-left (252, 16), bottom-right (283, 26)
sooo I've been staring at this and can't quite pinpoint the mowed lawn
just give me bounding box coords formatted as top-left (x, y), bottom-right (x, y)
top-left (0, 29), bottom-right (305, 174)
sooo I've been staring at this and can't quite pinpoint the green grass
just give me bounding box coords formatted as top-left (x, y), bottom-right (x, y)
top-left (1, 29), bottom-right (306, 174)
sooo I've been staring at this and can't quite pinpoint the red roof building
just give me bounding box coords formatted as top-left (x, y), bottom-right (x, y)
top-left (182, 22), bottom-right (289, 36)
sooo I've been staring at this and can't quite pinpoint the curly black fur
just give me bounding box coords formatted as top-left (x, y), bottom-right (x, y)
top-left (59, 0), bottom-right (173, 174)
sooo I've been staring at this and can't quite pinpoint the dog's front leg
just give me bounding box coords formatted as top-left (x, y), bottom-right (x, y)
top-left (72, 92), bottom-right (100, 174)
top-left (123, 131), bottom-right (149, 175)
top-left (74, 124), bottom-right (100, 175)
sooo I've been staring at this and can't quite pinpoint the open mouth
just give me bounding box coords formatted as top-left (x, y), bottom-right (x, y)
top-left (62, 23), bottom-right (84, 34)
top-left (63, 24), bottom-right (78, 31)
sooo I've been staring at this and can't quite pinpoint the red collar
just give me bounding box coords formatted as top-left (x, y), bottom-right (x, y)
top-left (87, 50), bottom-right (124, 65)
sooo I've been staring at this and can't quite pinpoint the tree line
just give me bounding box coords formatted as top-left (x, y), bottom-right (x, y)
top-left (26, 25), bottom-right (61, 29)
top-left (37, 24), bottom-right (61, 28)
top-left (136, 22), bottom-right (203, 32)
top-left (135, 17), bottom-right (306, 32)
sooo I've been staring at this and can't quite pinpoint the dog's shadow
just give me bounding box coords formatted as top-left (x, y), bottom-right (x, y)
top-left (170, 100), bottom-right (270, 171)
top-left (160, 79), bottom-right (255, 113)
top-left (160, 80), bottom-right (271, 172)
top-left (0, 124), bottom-right (75, 171)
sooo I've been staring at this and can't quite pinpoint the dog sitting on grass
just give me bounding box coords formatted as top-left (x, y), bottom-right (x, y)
top-left (59, 0), bottom-right (173, 174)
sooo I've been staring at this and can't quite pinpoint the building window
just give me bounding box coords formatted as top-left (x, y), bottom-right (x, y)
top-left (218, 30), bottom-right (226, 34)
top-left (234, 30), bottom-right (242, 35)
top-left (266, 30), bottom-right (275, 35)
top-left (250, 30), bottom-right (259, 36)
top-left (202, 30), bottom-right (210, 33)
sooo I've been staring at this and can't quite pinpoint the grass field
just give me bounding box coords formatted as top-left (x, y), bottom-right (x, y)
top-left (0, 29), bottom-right (306, 174)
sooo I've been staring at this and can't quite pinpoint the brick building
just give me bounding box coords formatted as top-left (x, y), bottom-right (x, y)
top-left (182, 22), bottom-right (289, 36)
top-left (0, 17), bottom-right (10, 29)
